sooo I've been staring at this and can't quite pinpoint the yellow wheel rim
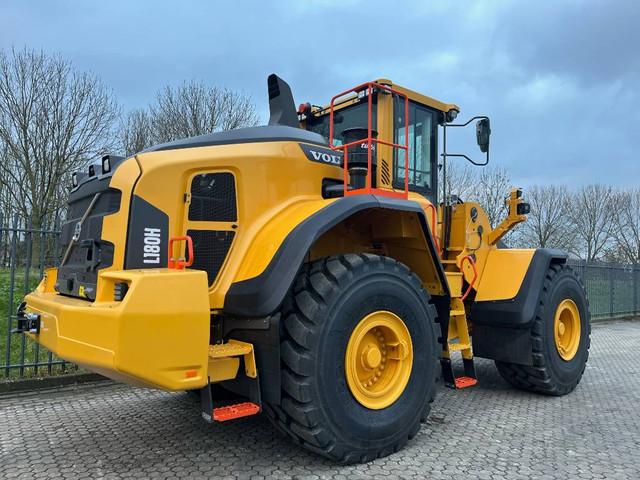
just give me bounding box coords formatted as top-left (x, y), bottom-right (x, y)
top-left (345, 311), bottom-right (413, 409)
top-left (554, 299), bottom-right (581, 361)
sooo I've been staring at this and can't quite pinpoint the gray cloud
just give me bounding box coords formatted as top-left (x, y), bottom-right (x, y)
top-left (1, 0), bottom-right (638, 186)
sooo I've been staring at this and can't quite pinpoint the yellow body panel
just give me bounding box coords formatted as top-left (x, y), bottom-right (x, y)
top-left (438, 199), bottom-right (536, 303)
top-left (130, 141), bottom-right (342, 309)
top-left (474, 249), bottom-right (535, 301)
top-left (235, 198), bottom-right (336, 281)
top-left (25, 268), bottom-right (210, 390)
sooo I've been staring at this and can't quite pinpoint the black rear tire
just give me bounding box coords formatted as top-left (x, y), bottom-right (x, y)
top-left (264, 253), bottom-right (439, 463)
top-left (495, 263), bottom-right (591, 395)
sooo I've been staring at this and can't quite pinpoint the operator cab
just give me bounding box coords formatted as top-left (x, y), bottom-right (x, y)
top-left (300, 79), bottom-right (460, 203)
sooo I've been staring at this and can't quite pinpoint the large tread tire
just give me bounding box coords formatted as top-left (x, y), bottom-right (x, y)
top-left (264, 254), bottom-right (439, 464)
top-left (496, 263), bottom-right (591, 396)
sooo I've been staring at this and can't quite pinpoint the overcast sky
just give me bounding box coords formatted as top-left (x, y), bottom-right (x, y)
top-left (2, 0), bottom-right (639, 187)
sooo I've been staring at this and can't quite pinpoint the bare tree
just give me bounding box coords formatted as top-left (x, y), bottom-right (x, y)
top-left (441, 161), bottom-right (477, 202)
top-left (150, 81), bottom-right (259, 139)
top-left (0, 48), bottom-right (118, 227)
top-left (470, 166), bottom-right (511, 227)
top-left (518, 185), bottom-right (575, 250)
top-left (118, 108), bottom-right (153, 156)
top-left (566, 184), bottom-right (615, 261)
top-left (611, 188), bottom-right (640, 264)
top-left (118, 81), bottom-right (260, 156)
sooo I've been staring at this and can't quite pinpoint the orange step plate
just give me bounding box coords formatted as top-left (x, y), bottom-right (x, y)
top-left (213, 402), bottom-right (260, 422)
top-left (454, 376), bottom-right (478, 389)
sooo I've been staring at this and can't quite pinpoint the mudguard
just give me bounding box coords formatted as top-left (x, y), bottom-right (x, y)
top-left (223, 194), bottom-right (448, 317)
top-left (471, 248), bottom-right (568, 329)
top-left (471, 248), bottom-right (568, 365)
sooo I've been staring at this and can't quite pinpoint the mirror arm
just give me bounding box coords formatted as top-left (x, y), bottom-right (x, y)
top-left (446, 115), bottom-right (489, 128)
top-left (441, 151), bottom-right (489, 167)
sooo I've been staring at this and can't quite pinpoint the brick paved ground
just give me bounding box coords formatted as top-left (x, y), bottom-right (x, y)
top-left (1, 320), bottom-right (639, 479)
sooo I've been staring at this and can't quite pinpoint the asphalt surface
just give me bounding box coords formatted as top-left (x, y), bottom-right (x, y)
top-left (1, 320), bottom-right (639, 479)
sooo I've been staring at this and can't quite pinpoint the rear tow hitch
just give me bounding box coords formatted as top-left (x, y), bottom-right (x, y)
top-left (12, 302), bottom-right (41, 334)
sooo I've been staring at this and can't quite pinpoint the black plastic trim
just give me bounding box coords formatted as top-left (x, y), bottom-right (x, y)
top-left (224, 195), bottom-right (449, 317)
top-left (470, 248), bottom-right (568, 329)
top-left (143, 126), bottom-right (327, 153)
top-left (472, 324), bottom-right (534, 365)
top-left (124, 196), bottom-right (169, 269)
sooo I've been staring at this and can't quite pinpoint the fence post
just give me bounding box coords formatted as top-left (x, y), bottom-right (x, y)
top-left (608, 266), bottom-right (615, 319)
top-left (0, 211), bottom-right (3, 267)
top-left (4, 214), bottom-right (19, 377)
top-left (634, 267), bottom-right (638, 316)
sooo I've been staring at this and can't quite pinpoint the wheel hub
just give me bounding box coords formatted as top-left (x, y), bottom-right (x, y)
top-left (554, 299), bottom-right (581, 361)
top-left (362, 344), bottom-right (382, 369)
top-left (345, 311), bottom-right (413, 409)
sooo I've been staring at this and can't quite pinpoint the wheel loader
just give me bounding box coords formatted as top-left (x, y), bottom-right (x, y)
top-left (15, 74), bottom-right (590, 463)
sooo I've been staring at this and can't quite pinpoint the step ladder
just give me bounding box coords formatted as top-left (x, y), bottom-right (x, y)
top-left (200, 339), bottom-right (261, 422)
top-left (441, 270), bottom-right (478, 390)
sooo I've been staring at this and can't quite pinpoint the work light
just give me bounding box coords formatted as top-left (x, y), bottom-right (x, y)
top-left (102, 155), bottom-right (111, 173)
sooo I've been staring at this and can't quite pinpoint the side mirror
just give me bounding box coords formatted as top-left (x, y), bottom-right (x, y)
top-left (476, 118), bottom-right (491, 153)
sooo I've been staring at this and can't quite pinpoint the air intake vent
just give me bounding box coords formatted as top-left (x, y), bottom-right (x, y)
top-left (187, 230), bottom-right (235, 286)
top-left (188, 173), bottom-right (237, 222)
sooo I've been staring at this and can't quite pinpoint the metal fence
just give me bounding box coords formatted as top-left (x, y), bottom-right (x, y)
top-left (568, 260), bottom-right (640, 320)
top-left (0, 213), bottom-right (74, 379)
top-left (0, 216), bottom-right (639, 380)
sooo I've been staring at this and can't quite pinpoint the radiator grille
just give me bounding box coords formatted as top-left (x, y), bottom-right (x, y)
top-left (56, 184), bottom-right (120, 300)
top-left (67, 189), bottom-right (121, 220)
top-left (187, 230), bottom-right (235, 286)
top-left (188, 173), bottom-right (237, 222)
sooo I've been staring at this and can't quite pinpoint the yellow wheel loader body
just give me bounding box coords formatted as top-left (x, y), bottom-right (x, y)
top-left (15, 73), bottom-right (589, 463)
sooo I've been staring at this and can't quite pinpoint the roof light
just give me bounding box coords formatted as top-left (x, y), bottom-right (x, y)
top-left (102, 155), bottom-right (111, 173)
top-left (298, 103), bottom-right (311, 115)
top-left (88, 165), bottom-right (95, 177)
top-left (72, 172), bottom-right (78, 188)
top-left (446, 109), bottom-right (459, 122)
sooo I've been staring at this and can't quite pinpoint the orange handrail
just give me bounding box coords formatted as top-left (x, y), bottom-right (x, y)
top-left (424, 204), bottom-right (441, 255)
top-left (168, 236), bottom-right (194, 270)
top-left (328, 82), bottom-right (410, 199)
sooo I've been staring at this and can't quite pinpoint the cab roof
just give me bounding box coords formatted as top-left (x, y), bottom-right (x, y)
top-left (374, 78), bottom-right (459, 113)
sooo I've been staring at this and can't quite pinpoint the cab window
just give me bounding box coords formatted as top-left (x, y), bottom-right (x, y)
top-left (393, 100), bottom-right (437, 199)
top-left (306, 97), bottom-right (377, 147)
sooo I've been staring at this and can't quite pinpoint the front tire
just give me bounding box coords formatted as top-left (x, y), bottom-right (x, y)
top-left (264, 254), bottom-right (439, 463)
top-left (496, 263), bottom-right (591, 395)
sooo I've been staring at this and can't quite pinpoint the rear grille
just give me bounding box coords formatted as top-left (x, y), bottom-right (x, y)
top-left (56, 184), bottom-right (121, 300)
top-left (188, 173), bottom-right (237, 222)
top-left (187, 230), bottom-right (235, 286)
top-left (60, 189), bottom-right (122, 246)
top-left (66, 189), bottom-right (122, 221)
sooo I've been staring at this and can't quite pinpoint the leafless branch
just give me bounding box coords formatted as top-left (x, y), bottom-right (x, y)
top-left (0, 48), bottom-right (118, 227)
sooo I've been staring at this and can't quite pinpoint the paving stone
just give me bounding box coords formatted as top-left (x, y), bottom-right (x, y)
top-left (0, 321), bottom-right (639, 479)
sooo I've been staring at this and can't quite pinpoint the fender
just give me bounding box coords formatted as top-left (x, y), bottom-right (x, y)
top-left (471, 248), bottom-right (568, 365)
top-left (471, 248), bottom-right (568, 329)
top-left (223, 194), bottom-right (448, 317)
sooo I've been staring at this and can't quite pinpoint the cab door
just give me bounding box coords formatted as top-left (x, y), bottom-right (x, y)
top-left (392, 99), bottom-right (439, 203)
